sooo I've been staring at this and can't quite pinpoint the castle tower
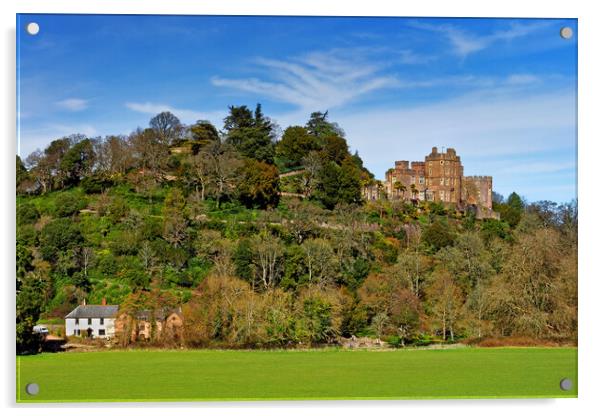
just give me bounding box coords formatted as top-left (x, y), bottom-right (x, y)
top-left (424, 147), bottom-right (463, 204)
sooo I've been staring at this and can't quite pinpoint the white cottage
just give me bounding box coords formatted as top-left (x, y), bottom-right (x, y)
top-left (65, 302), bottom-right (119, 339)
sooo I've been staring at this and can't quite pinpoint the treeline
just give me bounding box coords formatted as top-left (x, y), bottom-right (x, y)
top-left (16, 105), bottom-right (577, 353)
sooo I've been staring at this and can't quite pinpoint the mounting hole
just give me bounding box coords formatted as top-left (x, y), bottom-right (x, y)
top-left (559, 378), bottom-right (573, 391)
top-left (26, 22), bottom-right (40, 36)
top-left (560, 27), bottom-right (573, 40)
top-left (25, 383), bottom-right (39, 396)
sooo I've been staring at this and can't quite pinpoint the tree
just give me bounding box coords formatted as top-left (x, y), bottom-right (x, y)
top-left (300, 151), bottom-right (322, 197)
top-left (39, 218), bottom-right (83, 261)
top-left (427, 268), bottom-right (463, 342)
top-left (185, 151), bottom-right (213, 201)
top-left (301, 238), bottom-right (338, 286)
top-left (207, 143), bottom-right (243, 208)
top-left (370, 312), bottom-right (389, 343)
top-left (162, 188), bottom-right (188, 248)
top-left (394, 182), bottom-right (406, 200)
top-left (321, 135), bottom-right (349, 165)
top-left (395, 251), bottom-right (430, 298)
top-left (16, 155), bottom-right (29, 189)
top-left (189, 120), bottom-right (219, 150)
top-left (423, 219), bottom-right (455, 251)
top-left (223, 104), bottom-right (276, 163)
top-left (276, 126), bottom-right (318, 168)
top-left (149, 111), bottom-right (183, 145)
top-left (498, 192), bottom-right (524, 227)
top-left (60, 138), bottom-right (95, 186)
top-left (237, 159), bottom-right (280, 209)
top-left (338, 156), bottom-right (363, 205)
top-left (306, 111), bottom-right (344, 139)
top-left (250, 231), bottom-right (284, 290)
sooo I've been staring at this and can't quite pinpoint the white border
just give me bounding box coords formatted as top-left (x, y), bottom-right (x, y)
top-left (2, 1), bottom-right (601, 415)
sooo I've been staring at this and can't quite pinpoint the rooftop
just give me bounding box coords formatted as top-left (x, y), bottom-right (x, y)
top-left (65, 305), bottom-right (119, 319)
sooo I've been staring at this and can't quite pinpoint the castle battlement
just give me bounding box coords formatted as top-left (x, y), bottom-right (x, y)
top-left (379, 148), bottom-right (493, 210)
top-left (464, 175), bottom-right (492, 180)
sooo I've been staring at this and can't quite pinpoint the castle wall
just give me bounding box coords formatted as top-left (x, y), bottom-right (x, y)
top-left (379, 148), bottom-right (494, 213)
top-left (463, 176), bottom-right (493, 210)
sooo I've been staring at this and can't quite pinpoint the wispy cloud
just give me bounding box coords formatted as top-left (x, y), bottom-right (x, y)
top-left (211, 49), bottom-right (400, 112)
top-left (125, 102), bottom-right (224, 125)
top-left (55, 98), bottom-right (89, 111)
top-left (411, 21), bottom-right (552, 58)
top-left (399, 49), bottom-right (436, 65)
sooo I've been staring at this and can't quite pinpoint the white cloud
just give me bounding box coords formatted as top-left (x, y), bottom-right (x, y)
top-left (125, 102), bottom-right (224, 126)
top-left (399, 49), bottom-right (436, 65)
top-left (55, 98), bottom-right (89, 111)
top-left (211, 49), bottom-right (400, 112)
top-left (506, 74), bottom-right (540, 85)
top-left (412, 21), bottom-right (552, 58)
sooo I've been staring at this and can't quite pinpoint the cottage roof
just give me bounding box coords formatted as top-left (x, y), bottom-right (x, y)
top-left (133, 307), bottom-right (182, 321)
top-left (65, 305), bottom-right (119, 319)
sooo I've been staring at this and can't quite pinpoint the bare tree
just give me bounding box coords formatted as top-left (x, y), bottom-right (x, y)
top-left (301, 238), bottom-right (337, 286)
top-left (251, 231), bottom-right (283, 290)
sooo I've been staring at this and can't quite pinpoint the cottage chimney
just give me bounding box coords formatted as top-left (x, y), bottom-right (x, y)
top-left (101, 298), bottom-right (107, 306)
top-left (82, 298), bottom-right (86, 306)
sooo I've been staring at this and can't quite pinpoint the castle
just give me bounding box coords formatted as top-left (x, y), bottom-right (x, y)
top-left (364, 147), bottom-right (498, 219)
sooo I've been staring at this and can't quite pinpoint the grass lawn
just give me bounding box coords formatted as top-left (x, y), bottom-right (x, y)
top-left (16, 347), bottom-right (577, 402)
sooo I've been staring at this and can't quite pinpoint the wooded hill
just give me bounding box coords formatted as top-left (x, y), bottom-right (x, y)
top-left (16, 106), bottom-right (578, 353)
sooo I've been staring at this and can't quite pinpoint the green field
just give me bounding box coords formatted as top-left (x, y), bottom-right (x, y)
top-left (17, 348), bottom-right (577, 402)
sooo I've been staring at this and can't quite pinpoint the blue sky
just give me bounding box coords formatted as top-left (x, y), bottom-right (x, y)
top-left (16, 14), bottom-right (577, 203)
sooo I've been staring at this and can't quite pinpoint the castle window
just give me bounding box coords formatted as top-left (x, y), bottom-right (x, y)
top-left (440, 160), bottom-right (444, 165)
top-left (419, 177), bottom-right (425, 184)
top-left (445, 178), bottom-right (450, 186)
top-left (410, 176), bottom-right (415, 184)
top-left (428, 168), bottom-right (432, 175)
top-left (439, 191), bottom-right (445, 200)
top-left (440, 178), bottom-right (444, 185)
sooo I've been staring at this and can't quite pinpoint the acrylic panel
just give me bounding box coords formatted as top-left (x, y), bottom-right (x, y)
top-left (16, 14), bottom-right (578, 402)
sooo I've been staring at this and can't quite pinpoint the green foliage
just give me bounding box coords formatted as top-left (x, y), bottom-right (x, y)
top-left (298, 296), bottom-right (335, 344)
top-left (60, 138), bottom-right (95, 186)
top-left (54, 192), bottom-right (87, 217)
top-left (189, 120), bottom-right (219, 149)
top-left (15, 103), bottom-right (577, 353)
top-left (237, 159), bottom-right (280, 209)
top-left (81, 174), bottom-right (114, 194)
top-left (423, 219), bottom-right (456, 251)
top-left (38, 218), bottom-right (83, 261)
top-left (276, 126), bottom-right (318, 169)
top-left (17, 202), bottom-right (39, 226)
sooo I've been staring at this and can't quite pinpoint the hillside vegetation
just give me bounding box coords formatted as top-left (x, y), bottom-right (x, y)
top-left (16, 106), bottom-right (577, 353)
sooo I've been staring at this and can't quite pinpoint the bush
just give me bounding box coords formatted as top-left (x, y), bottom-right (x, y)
top-left (54, 192), bottom-right (87, 217)
top-left (81, 175), bottom-right (114, 194)
top-left (17, 202), bottom-right (40, 225)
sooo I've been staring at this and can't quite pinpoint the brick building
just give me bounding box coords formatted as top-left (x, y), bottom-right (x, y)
top-left (380, 147), bottom-right (497, 217)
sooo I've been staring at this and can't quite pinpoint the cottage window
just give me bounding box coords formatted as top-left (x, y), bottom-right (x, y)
top-left (99, 329), bottom-right (106, 336)
top-left (75, 318), bottom-right (79, 325)
top-left (100, 318), bottom-right (104, 325)
top-left (88, 318), bottom-right (92, 325)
